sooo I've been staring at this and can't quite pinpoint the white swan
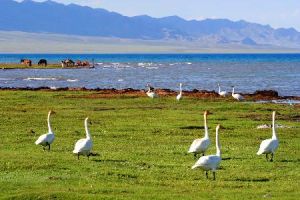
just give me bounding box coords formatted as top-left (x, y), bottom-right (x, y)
top-left (232, 86), bottom-right (244, 101)
top-left (176, 83), bottom-right (183, 101)
top-left (192, 124), bottom-right (222, 180)
top-left (146, 84), bottom-right (158, 98)
top-left (257, 111), bottom-right (279, 162)
top-left (73, 117), bottom-right (93, 160)
top-left (218, 83), bottom-right (228, 97)
top-left (188, 111), bottom-right (211, 158)
top-left (35, 110), bottom-right (55, 151)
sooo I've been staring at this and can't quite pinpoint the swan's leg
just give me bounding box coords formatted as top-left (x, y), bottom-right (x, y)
top-left (265, 154), bottom-right (269, 161)
top-left (270, 153), bottom-right (274, 162)
top-left (87, 154), bottom-right (90, 160)
top-left (48, 144), bottom-right (51, 151)
top-left (213, 172), bottom-right (216, 180)
top-left (43, 146), bottom-right (45, 151)
top-left (205, 171), bottom-right (208, 179)
top-left (77, 154), bottom-right (80, 160)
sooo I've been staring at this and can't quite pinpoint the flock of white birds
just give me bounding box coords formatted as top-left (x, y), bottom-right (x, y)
top-left (35, 84), bottom-right (279, 180)
top-left (146, 83), bottom-right (244, 101)
top-left (35, 111), bottom-right (93, 160)
top-left (187, 110), bottom-right (279, 180)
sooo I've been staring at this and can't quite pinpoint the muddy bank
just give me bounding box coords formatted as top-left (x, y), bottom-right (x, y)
top-left (0, 87), bottom-right (299, 101)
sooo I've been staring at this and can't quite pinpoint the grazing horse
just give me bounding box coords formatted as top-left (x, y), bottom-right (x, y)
top-left (38, 59), bottom-right (47, 67)
top-left (82, 61), bottom-right (90, 67)
top-left (61, 59), bottom-right (75, 68)
top-left (76, 60), bottom-right (90, 67)
top-left (21, 59), bottom-right (32, 67)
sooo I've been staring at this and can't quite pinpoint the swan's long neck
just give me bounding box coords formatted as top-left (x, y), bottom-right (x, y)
top-left (232, 87), bottom-right (235, 95)
top-left (85, 118), bottom-right (91, 139)
top-left (179, 84), bottom-right (182, 94)
top-left (47, 111), bottom-right (52, 133)
top-left (272, 111), bottom-right (277, 139)
top-left (216, 126), bottom-right (221, 157)
top-left (218, 85), bottom-right (221, 93)
top-left (204, 113), bottom-right (209, 138)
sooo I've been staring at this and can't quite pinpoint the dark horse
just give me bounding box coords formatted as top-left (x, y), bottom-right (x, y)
top-left (38, 59), bottom-right (47, 67)
top-left (20, 59), bottom-right (32, 67)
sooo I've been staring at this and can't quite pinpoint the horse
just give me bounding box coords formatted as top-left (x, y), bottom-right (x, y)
top-left (38, 59), bottom-right (47, 67)
top-left (75, 60), bottom-right (90, 67)
top-left (21, 59), bottom-right (32, 67)
top-left (61, 59), bottom-right (75, 68)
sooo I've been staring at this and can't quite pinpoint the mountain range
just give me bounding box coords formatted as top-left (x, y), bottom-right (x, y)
top-left (1, 0), bottom-right (300, 49)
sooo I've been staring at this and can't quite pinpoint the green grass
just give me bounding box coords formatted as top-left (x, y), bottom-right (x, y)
top-left (0, 90), bottom-right (299, 199)
top-left (0, 64), bottom-right (63, 69)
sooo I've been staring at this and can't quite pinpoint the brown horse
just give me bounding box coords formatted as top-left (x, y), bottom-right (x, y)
top-left (20, 59), bottom-right (32, 67)
top-left (75, 60), bottom-right (90, 67)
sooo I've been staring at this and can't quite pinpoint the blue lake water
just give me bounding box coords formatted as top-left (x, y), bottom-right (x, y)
top-left (0, 54), bottom-right (299, 96)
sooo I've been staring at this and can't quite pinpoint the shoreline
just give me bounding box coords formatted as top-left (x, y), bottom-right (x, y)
top-left (0, 63), bottom-right (93, 69)
top-left (1, 87), bottom-right (299, 100)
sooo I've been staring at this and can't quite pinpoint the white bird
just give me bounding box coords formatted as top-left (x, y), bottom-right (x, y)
top-left (73, 117), bottom-right (93, 160)
top-left (257, 111), bottom-right (279, 162)
top-left (146, 84), bottom-right (158, 98)
top-left (188, 110), bottom-right (211, 158)
top-left (232, 86), bottom-right (244, 101)
top-left (176, 83), bottom-right (183, 101)
top-left (192, 124), bottom-right (222, 180)
top-left (35, 110), bottom-right (55, 151)
top-left (218, 83), bottom-right (228, 97)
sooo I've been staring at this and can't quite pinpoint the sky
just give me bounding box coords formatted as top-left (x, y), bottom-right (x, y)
top-left (15, 0), bottom-right (300, 30)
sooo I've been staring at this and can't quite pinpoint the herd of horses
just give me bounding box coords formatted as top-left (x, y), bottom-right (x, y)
top-left (20, 59), bottom-right (91, 68)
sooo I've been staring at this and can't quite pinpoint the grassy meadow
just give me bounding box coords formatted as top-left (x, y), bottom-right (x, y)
top-left (0, 90), bottom-right (299, 199)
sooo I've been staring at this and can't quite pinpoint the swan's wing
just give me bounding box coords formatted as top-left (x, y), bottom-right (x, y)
top-left (192, 155), bottom-right (221, 170)
top-left (176, 94), bottom-right (182, 100)
top-left (35, 133), bottom-right (48, 145)
top-left (220, 91), bottom-right (227, 96)
top-left (73, 138), bottom-right (93, 153)
top-left (188, 138), bottom-right (210, 153)
top-left (35, 133), bottom-right (55, 145)
top-left (257, 138), bottom-right (273, 154)
top-left (148, 92), bottom-right (158, 98)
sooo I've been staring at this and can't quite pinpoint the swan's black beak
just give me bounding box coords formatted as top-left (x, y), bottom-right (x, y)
top-left (51, 111), bottom-right (56, 114)
top-left (89, 121), bottom-right (92, 125)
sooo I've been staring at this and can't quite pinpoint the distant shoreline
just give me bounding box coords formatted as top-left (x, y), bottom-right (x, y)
top-left (1, 87), bottom-right (299, 100)
top-left (0, 63), bottom-right (92, 69)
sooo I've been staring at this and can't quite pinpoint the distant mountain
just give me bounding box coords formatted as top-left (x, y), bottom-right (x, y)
top-left (1, 0), bottom-right (300, 48)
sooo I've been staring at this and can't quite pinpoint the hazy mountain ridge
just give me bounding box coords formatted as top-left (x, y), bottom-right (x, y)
top-left (1, 0), bottom-right (300, 48)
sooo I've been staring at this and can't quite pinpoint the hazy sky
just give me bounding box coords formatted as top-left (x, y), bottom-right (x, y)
top-left (15, 0), bottom-right (300, 30)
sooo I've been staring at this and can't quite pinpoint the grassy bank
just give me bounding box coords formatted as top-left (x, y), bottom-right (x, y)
top-left (0, 90), bottom-right (299, 199)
